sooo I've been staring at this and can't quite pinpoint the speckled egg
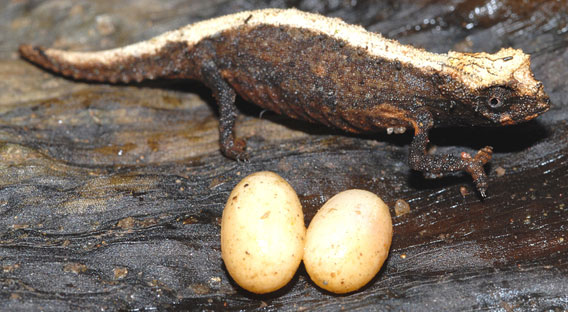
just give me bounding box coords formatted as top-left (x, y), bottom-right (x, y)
top-left (303, 189), bottom-right (392, 293)
top-left (221, 171), bottom-right (305, 294)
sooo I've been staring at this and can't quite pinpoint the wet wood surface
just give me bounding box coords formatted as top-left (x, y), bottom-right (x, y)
top-left (0, 0), bottom-right (567, 311)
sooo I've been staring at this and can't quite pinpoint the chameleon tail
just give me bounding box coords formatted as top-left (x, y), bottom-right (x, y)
top-left (19, 41), bottom-right (194, 83)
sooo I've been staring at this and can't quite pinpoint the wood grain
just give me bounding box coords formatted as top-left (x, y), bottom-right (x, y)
top-left (0, 0), bottom-right (566, 310)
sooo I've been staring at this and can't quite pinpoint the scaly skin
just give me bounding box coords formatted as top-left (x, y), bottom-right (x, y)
top-left (18, 8), bottom-right (550, 196)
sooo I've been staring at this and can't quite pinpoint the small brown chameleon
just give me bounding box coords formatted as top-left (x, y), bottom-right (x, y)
top-left (19, 8), bottom-right (550, 197)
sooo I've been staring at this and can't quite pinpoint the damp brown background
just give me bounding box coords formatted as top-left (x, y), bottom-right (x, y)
top-left (0, 0), bottom-right (567, 310)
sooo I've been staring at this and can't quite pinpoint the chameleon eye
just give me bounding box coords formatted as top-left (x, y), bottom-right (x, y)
top-left (488, 96), bottom-right (502, 108)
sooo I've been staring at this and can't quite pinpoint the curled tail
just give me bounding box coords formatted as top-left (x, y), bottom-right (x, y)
top-left (19, 40), bottom-right (195, 83)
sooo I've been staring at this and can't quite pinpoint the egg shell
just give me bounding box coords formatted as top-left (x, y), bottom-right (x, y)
top-left (303, 189), bottom-right (392, 294)
top-left (221, 171), bottom-right (306, 294)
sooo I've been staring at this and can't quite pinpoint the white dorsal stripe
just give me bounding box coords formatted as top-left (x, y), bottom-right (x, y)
top-left (45, 8), bottom-right (539, 95)
top-left (46, 8), bottom-right (447, 70)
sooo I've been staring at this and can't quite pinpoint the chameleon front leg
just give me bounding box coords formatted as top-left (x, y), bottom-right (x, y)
top-left (408, 109), bottom-right (493, 197)
top-left (200, 60), bottom-right (248, 160)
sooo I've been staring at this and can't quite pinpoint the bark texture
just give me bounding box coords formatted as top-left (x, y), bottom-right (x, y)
top-left (1, 0), bottom-right (567, 311)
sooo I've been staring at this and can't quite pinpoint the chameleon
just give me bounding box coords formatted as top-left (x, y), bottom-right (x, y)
top-left (19, 8), bottom-right (550, 197)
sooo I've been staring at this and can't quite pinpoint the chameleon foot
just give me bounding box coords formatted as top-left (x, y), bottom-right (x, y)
top-left (221, 138), bottom-right (248, 161)
top-left (462, 146), bottom-right (493, 197)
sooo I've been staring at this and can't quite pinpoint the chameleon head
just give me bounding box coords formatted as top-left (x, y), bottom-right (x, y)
top-left (442, 48), bottom-right (550, 125)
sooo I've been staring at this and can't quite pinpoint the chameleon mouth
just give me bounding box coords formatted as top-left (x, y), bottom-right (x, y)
top-left (523, 113), bottom-right (541, 122)
top-left (499, 114), bottom-right (515, 125)
top-left (538, 98), bottom-right (551, 112)
top-left (533, 84), bottom-right (551, 114)
top-left (532, 96), bottom-right (551, 117)
top-left (495, 96), bottom-right (549, 125)
top-left (521, 96), bottom-right (550, 122)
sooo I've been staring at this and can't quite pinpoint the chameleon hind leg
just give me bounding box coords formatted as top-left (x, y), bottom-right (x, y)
top-left (199, 59), bottom-right (248, 161)
top-left (408, 108), bottom-right (493, 197)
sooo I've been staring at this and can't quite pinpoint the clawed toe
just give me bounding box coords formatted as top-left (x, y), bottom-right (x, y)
top-left (475, 146), bottom-right (493, 164)
top-left (221, 138), bottom-right (248, 161)
top-left (223, 149), bottom-right (249, 161)
top-left (463, 156), bottom-right (490, 198)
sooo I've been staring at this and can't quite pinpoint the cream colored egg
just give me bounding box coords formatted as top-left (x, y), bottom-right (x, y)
top-left (303, 189), bottom-right (392, 294)
top-left (221, 171), bottom-right (306, 294)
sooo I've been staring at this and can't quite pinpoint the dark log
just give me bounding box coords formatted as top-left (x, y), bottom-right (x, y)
top-left (0, 0), bottom-right (566, 310)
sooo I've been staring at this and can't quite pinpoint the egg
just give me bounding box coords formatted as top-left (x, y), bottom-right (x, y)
top-left (303, 189), bottom-right (392, 294)
top-left (221, 171), bottom-right (306, 294)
